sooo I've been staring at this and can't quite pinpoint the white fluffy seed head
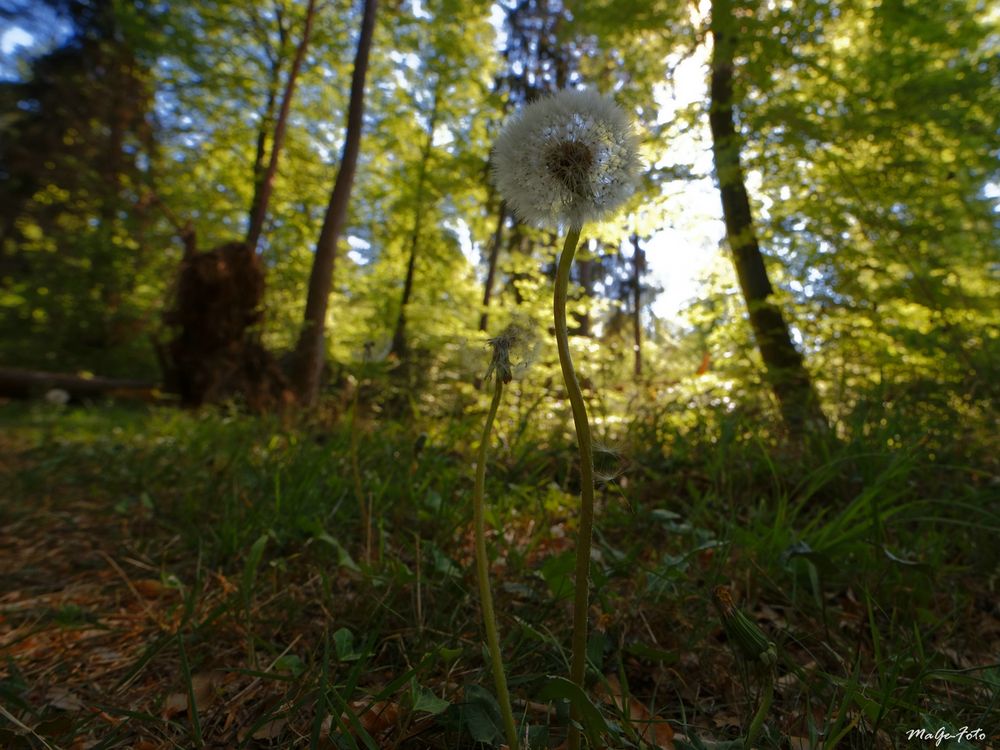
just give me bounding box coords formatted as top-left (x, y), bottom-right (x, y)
top-left (491, 89), bottom-right (640, 229)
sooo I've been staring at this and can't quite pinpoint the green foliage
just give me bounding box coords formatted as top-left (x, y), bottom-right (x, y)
top-left (2, 385), bottom-right (996, 745)
top-left (0, 5), bottom-right (164, 376)
top-left (734, 0), bottom-right (1000, 410)
top-left (0, 0), bottom-right (998, 744)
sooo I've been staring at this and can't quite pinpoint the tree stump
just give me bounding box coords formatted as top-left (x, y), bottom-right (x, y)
top-left (162, 241), bottom-right (292, 410)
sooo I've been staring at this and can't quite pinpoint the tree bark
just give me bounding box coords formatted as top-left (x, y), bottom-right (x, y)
top-left (248, 60), bottom-right (282, 233)
top-left (479, 201), bottom-right (507, 332)
top-left (708, 0), bottom-right (828, 436)
top-left (246, 0), bottom-right (317, 252)
top-left (0, 366), bottom-right (157, 401)
top-left (290, 0), bottom-right (378, 405)
top-left (630, 233), bottom-right (644, 380)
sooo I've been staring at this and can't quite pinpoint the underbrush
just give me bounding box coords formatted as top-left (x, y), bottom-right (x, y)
top-left (0, 391), bottom-right (997, 749)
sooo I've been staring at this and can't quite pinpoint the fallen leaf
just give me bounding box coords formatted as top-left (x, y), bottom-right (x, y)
top-left (45, 687), bottom-right (84, 711)
top-left (596, 676), bottom-right (674, 749)
top-left (712, 712), bottom-right (741, 729)
top-left (162, 673), bottom-right (218, 719)
top-left (252, 717), bottom-right (288, 740)
top-left (87, 707), bottom-right (122, 727)
top-left (162, 692), bottom-right (187, 719)
top-left (340, 699), bottom-right (401, 739)
top-left (133, 579), bottom-right (172, 598)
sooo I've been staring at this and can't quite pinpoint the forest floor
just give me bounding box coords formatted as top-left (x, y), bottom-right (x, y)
top-left (1, 402), bottom-right (998, 749)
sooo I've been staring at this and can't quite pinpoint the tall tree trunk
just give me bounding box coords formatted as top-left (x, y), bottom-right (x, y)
top-left (708, 0), bottom-right (828, 436)
top-left (290, 0), bottom-right (378, 405)
top-left (390, 83), bottom-right (440, 360)
top-left (630, 233), bottom-right (644, 380)
top-left (478, 201), bottom-right (507, 332)
top-left (246, 0), bottom-right (317, 252)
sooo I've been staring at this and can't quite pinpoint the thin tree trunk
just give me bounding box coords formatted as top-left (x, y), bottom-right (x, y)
top-left (249, 70), bottom-right (281, 229)
top-left (290, 0), bottom-right (378, 405)
top-left (478, 201), bottom-right (507, 332)
top-left (708, 0), bottom-right (828, 437)
top-left (390, 83), bottom-right (440, 359)
top-left (246, 0), bottom-right (317, 252)
top-left (390, 237), bottom-right (419, 359)
top-left (507, 224), bottom-right (530, 306)
top-left (247, 2), bottom-right (288, 220)
top-left (630, 233), bottom-right (644, 380)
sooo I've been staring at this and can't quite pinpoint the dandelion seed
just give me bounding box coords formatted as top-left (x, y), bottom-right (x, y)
top-left (491, 89), bottom-right (640, 229)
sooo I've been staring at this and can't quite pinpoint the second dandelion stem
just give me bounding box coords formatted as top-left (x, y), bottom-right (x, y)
top-left (553, 224), bottom-right (595, 750)
top-left (473, 375), bottom-right (520, 750)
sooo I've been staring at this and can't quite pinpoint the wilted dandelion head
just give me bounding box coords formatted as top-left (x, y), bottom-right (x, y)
top-left (484, 321), bottom-right (539, 385)
top-left (491, 88), bottom-right (641, 229)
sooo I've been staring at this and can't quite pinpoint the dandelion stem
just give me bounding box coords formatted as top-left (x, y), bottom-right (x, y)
top-left (473, 375), bottom-right (520, 750)
top-left (553, 224), bottom-right (594, 750)
top-left (745, 670), bottom-right (774, 749)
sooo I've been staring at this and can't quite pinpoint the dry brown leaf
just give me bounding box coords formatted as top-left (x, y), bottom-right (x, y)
top-left (88, 708), bottom-right (122, 727)
top-left (252, 717), bottom-right (288, 741)
top-left (162, 691), bottom-right (187, 719)
top-left (133, 579), bottom-right (173, 598)
top-left (597, 675), bottom-right (675, 749)
top-left (162, 673), bottom-right (218, 719)
top-left (340, 699), bottom-right (401, 739)
top-left (712, 712), bottom-right (741, 729)
top-left (45, 686), bottom-right (84, 711)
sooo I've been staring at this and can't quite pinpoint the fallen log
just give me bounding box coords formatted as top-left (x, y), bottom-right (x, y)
top-left (0, 366), bottom-right (163, 402)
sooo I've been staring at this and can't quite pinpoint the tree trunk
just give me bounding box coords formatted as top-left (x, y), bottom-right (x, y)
top-left (709, 0), bottom-right (828, 436)
top-left (390, 83), bottom-right (440, 359)
top-left (506, 224), bottom-right (531, 306)
top-left (246, 0), bottom-right (317, 252)
top-left (249, 65), bottom-right (281, 232)
top-left (478, 201), bottom-right (507, 332)
top-left (290, 0), bottom-right (378, 405)
top-left (630, 233), bottom-right (644, 380)
top-left (0, 366), bottom-right (157, 401)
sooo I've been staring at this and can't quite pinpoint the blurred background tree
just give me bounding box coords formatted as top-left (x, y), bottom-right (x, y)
top-left (0, 0), bottom-right (995, 437)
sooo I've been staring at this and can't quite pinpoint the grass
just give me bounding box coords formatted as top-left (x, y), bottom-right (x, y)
top-left (0, 389), bottom-right (997, 749)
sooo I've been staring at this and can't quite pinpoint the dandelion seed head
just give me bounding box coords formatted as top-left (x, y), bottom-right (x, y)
top-left (484, 319), bottom-right (539, 384)
top-left (491, 88), bottom-right (640, 229)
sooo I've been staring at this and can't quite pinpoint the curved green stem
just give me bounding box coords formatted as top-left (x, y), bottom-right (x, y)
top-left (745, 670), bottom-right (773, 749)
top-left (474, 376), bottom-right (520, 750)
top-left (554, 225), bottom-right (594, 750)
